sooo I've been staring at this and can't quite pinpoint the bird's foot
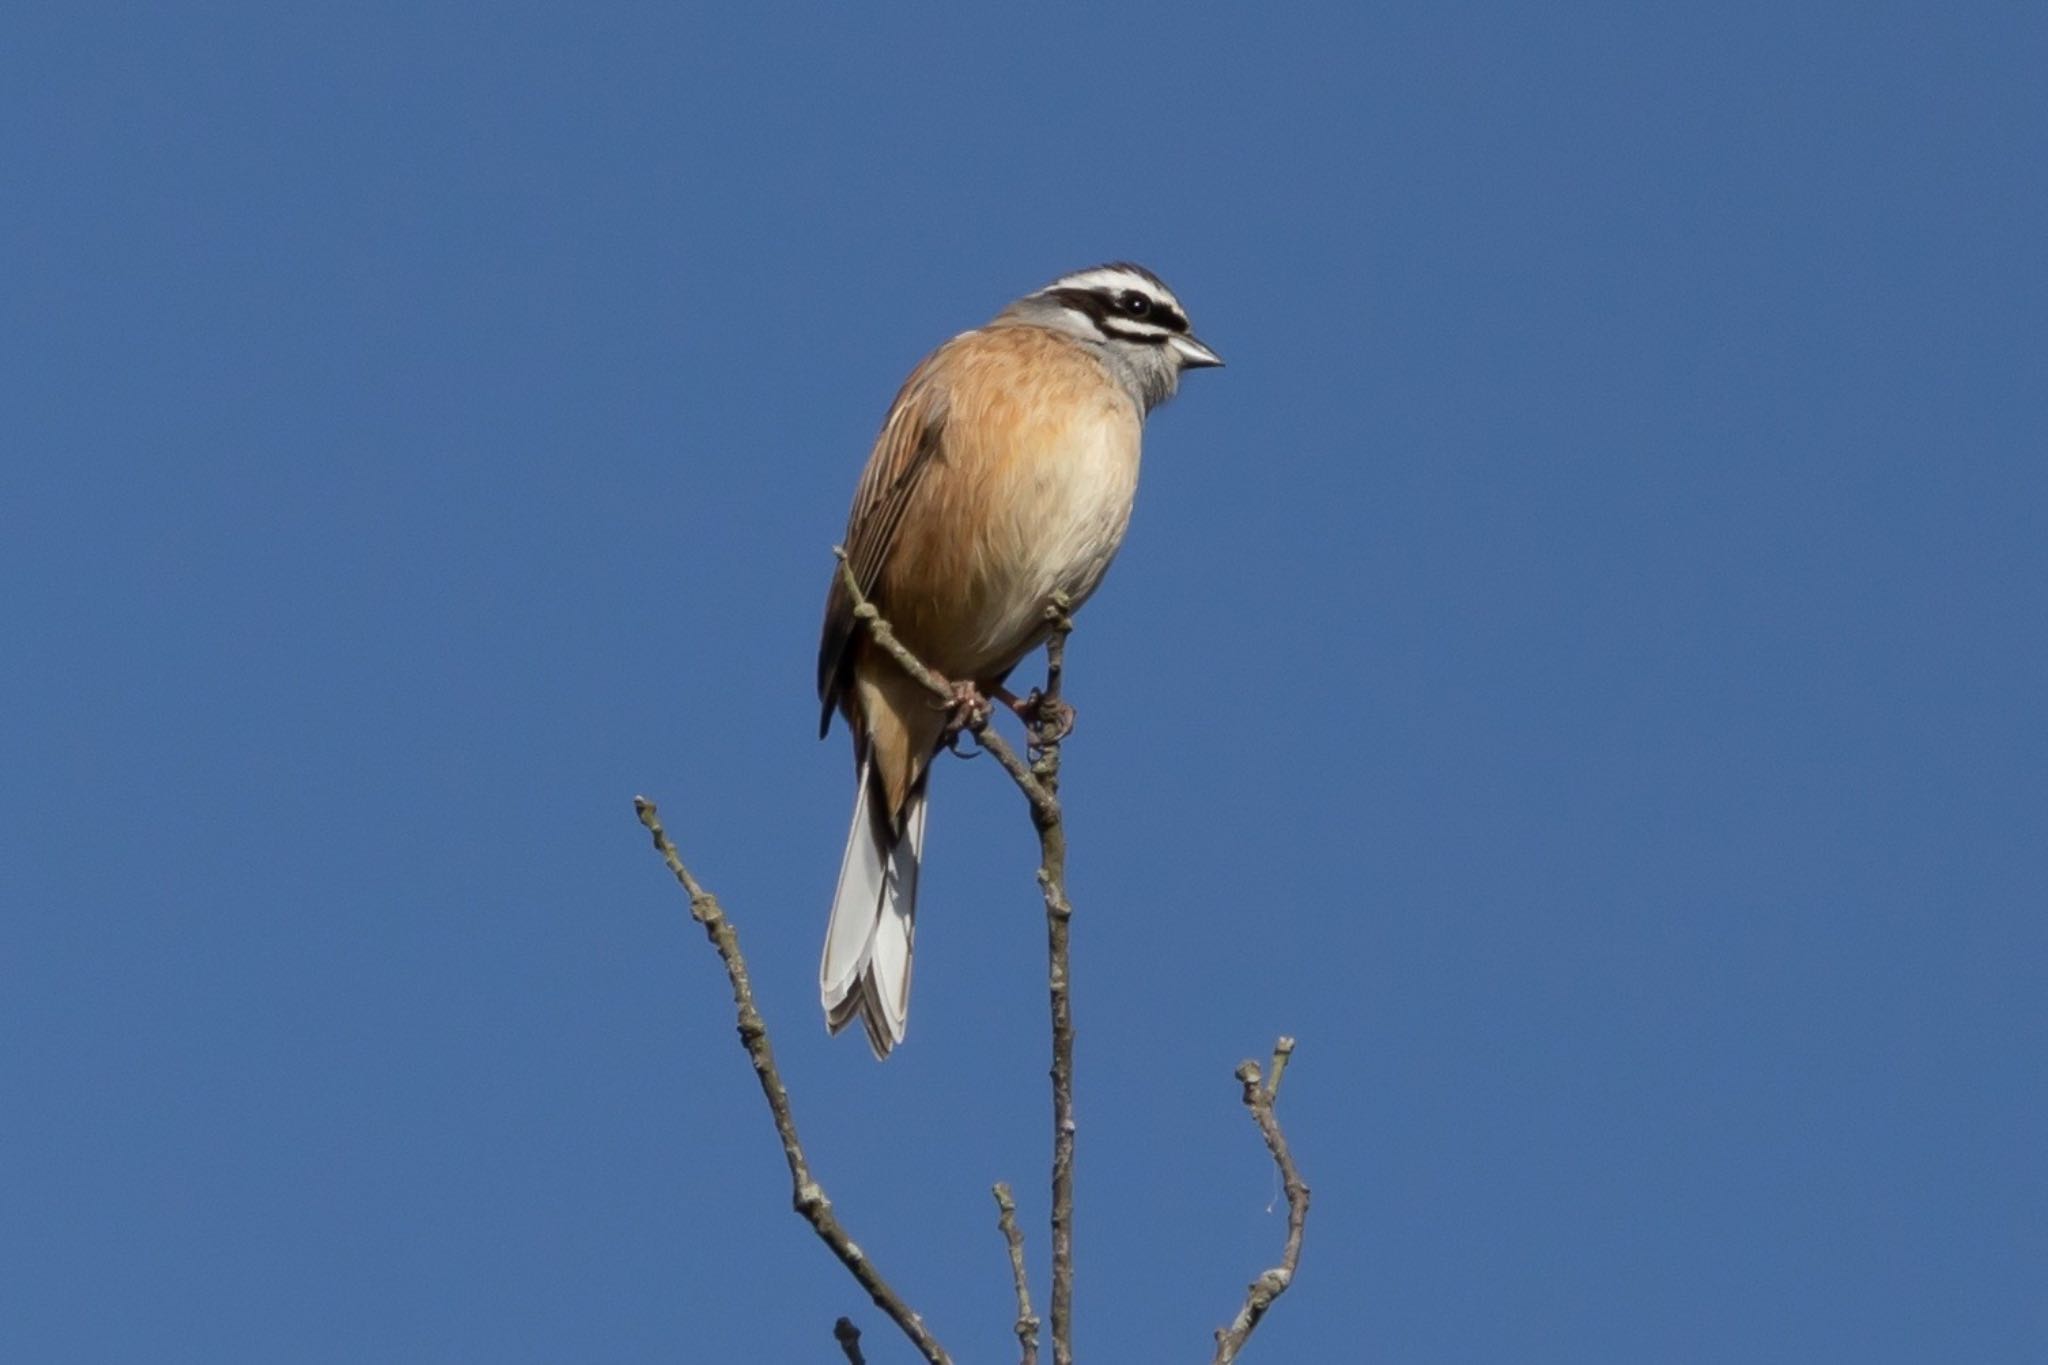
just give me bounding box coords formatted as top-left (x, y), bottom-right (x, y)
top-left (937, 678), bottom-right (994, 747)
top-left (994, 685), bottom-right (1077, 745)
top-left (1031, 695), bottom-right (1078, 746)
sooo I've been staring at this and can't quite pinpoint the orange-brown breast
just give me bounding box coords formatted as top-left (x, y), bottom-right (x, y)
top-left (874, 325), bottom-right (1143, 683)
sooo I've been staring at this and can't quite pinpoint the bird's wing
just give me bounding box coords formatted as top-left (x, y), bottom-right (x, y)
top-left (817, 360), bottom-right (950, 736)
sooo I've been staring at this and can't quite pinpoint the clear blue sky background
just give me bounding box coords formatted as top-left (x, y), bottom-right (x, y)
top-left (4, 5), bottom-right (2043, 1361)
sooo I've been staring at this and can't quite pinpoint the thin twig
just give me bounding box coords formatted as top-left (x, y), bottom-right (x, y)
top-left (992, 1183), bottom-right (1041, 1365)
top-left (1211, 1038), bottom-right (1310, 1364)
top-left (835, 551), bottom-right (1079, 1365)
top-left (834, 548), bottom-right (1060, 823)
top-left (833, 1317), bottom-right (866, 1365)
top-left (1030, 607), bottom-right (1077, 1365)
top-left (634, 797), bottom-right (953, 1365)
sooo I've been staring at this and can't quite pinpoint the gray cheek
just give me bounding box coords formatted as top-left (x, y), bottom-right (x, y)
top-left (1095, 342), bottom-right (1180, 414)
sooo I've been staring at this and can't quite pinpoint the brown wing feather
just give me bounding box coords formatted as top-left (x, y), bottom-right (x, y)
top-left (816, 361), bottom-right (950, 737)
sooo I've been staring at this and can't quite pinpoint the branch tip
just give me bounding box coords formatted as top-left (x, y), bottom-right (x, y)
top-left (1266, 1037), bottom-right (1297, 1100)
top-left (1211, 1043), bottom-right (1310, 1364)
top-left (834, 1316), bottom-right (867, 1365)
top-left (991, 1181), bottom-right (1041, 1365)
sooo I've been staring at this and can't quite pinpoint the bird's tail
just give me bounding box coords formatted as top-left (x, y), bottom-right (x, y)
top-left (820, 756), bottom-right (927, 1057)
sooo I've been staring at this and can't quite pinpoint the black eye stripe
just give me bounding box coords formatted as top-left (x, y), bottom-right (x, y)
top-left (1046, 286), bottom-right (1190, 336)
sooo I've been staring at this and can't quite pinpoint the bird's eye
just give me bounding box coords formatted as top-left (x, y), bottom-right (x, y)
top-left (1118, 291), bottom-right (1152, 317)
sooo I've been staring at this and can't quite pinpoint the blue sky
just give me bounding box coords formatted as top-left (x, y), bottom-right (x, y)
top-left (4, 4), bottom-right (2044, 1361)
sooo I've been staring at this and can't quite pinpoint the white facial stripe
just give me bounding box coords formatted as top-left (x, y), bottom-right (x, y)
top-left (1053, 268), bottom-right (1148, 293)
top-left (1091, 312), bottom-right (1173, 336)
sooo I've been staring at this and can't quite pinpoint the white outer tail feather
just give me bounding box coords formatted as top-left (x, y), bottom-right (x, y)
top-left (819, 757), bottom-right (926, 1057)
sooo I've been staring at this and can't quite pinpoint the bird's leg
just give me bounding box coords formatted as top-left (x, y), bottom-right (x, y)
top-left (992, 683), bottom-right (1077, 745)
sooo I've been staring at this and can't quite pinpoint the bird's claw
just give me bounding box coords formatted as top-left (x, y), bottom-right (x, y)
top-left (989, 684), bottom-right (1076, 746)
top-left (1020, 690), bottom-right (1076, 746)
top-left (939, 679), bottom-right (1072, 754)
top-left (938, 678), bottom-right (993, 741)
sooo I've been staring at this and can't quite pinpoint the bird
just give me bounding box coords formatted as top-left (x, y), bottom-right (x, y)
top-left (815, 262), bottom-right (1223, 1056)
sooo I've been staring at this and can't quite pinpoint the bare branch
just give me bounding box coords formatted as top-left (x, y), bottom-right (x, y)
top-left (991, 1183), bottom-right (1041, 1365)
top-left (1211, 1038), bottom-right (1310, 1364)
top-left (1029, 607), bottom-right (1078, 1365)
top-left (633, 797), bottom-right (953, 1365)
top-left (666, 551), bottom-right (1311, 1361)
top-left (835, 553), bottom-right (1079, 1365)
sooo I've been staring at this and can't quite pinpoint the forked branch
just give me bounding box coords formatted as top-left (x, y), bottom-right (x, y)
top-left (640, 550), bottom-right (1309, 1362)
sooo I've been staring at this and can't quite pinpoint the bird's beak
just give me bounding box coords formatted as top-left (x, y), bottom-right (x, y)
top-left (1169, 333), bottom-right (1225, 369)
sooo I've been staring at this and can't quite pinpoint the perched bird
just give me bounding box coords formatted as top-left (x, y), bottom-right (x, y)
top-left (816, 262), bottom-right (1223, 1056)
